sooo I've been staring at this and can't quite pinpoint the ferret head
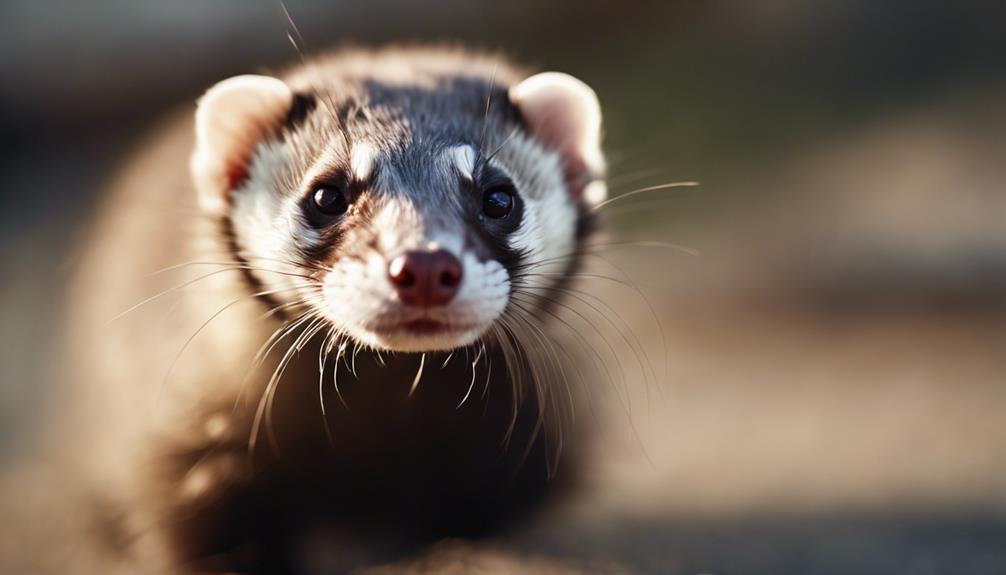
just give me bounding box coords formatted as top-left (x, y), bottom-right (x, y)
top-left (191, 49), bottom-right (606, 352)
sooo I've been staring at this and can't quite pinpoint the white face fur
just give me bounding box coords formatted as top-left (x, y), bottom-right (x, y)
top-left (192, 63), bottom-right (605, 354)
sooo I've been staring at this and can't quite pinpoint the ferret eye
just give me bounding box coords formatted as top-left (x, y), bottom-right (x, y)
top-left (482, 187), bottom-right (514, 219)
top-left (312, 186), bottom-right (348, 216)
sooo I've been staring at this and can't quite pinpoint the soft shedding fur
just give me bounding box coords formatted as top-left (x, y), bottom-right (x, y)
top-left (37, 46), bottom-right (605, 574)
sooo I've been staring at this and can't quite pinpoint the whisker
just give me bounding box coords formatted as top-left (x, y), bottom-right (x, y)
top-left (586, 250), bottom-right (670, 398)
top-left (350, 342), bottom-right (361, 378)
top-left (151, 260), bottom-right (322, 280)
top-left (233, 252), bottom-right (332, 273)
top-left (510, 296), bottom-right (656, 468)
top-left (508, 240), bottom-right (698, 281)
top-left (318, 325), bottom-right (337, 446)
top-left (157, 285), bottom-right (309, 404)
top-left (456, 344), bottom-right (485, 409)
top-left (233, 305), bottom-right (319, 410)
top-left (475, 60), bottom-right (500, 167)
top-left (331, 341), bottom-right (350, 407)
top-left (498, 313), bottom-right (554, 472)
top-left (110, 265), bottom-right (319, 324)
top-left (605, 166), bottom-right (676, 188)
top-left (519, 285), bottom-right (657, 399)
top-left (591, 181), bottom-right (699, 212)
top-left (503, 303), bottom-right (576, 468)
top-left (409, 353), bottom-right (426, 397)
top-left (480, 344), bottom-right (493, 403)
top-left (487, 319), bottom-right (527, 448)
top-left (441, 350), bottom-right (456, 369)
top-left (280, 0), bottom-right (308, 61)
top-left (278, 2), bottom-right (353, 153)
top-left (552, 283), bottom-right (660, 387)
top-left (265, 315), bottom-right (329, 449)
top-left (259, 297), bottom-right (311, 321)
top-left (250, 313), bottom-right (325, 455)
top-left (483, 125), bottom-right (521, 165)
top-left (587, 240), bottom-right (701, 258)
top-left (510, 293), bottom-right (631, 418)
top-left (517, 270), bottom-right (644, 293)
top-left (109, 268), bottom-right (278, 324)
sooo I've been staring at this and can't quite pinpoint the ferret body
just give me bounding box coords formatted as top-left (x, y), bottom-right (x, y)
top-left (47, 46), bottom-right (607, 574)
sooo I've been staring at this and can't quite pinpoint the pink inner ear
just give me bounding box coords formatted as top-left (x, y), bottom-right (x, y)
top-left (225, 120), bottom-right (278, 189)
top-left (192, 75), bottom-right (294, 211)
top-left (510, 73), bottom-right (603, 201)
top-left (223, 116), bottom-right (280, 190)
top-left (523, 98), bottom-right (589, 195)
top-left (560, 155), bottom-right (590, 200)
top-left (227, 164), bottom-right (249, 189)
top-left (535, 107), bottom-right (591, 197)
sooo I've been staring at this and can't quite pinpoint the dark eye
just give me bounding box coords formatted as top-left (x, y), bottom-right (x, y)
top-left (482, 187), bottom-right (514, 219)
top-left (312, 186), bottom-right (348, 216)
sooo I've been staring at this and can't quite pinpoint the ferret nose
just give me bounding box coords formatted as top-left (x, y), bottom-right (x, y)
top-left (388, 249), bottom-right (463, 307)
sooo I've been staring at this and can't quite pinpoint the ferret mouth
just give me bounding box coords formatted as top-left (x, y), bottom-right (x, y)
top-left (384, 319), bottom-right (474, 336)
top-left (360, 317), bottom-right (487, 352)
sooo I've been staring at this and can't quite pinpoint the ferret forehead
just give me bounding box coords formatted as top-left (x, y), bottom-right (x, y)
top-left (374, 141), bottom-right (466, 196)
top-left (278, 47), bottom-right (534, 151)
top-left (290, 129), bottom-right (477, 200)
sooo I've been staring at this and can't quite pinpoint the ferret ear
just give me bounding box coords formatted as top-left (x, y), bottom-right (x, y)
top-left (191, 74), bottom-right (294, 213)
top-left (509, 72), bottom-right (606, 205)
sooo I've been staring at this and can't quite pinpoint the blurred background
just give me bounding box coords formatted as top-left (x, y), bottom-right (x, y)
top-left (1, 1), bottom-right (1004, 573)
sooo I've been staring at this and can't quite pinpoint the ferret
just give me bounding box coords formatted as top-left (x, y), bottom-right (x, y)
top-left (47, 46), bottom-right (608, 574)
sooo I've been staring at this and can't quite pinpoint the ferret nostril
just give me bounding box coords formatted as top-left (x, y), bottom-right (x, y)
top-left (434, 253), bottom-right (463, 292)
top-left (439, 269), bottom-right (460, 287)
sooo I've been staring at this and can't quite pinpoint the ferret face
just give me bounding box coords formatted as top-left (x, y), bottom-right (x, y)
top-left (192, 50), bottom-right (606, 353)
top-left (232, 137), bottom-right (574, 352)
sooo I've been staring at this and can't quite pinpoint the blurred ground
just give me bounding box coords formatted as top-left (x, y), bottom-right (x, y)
top-left (1, 1), bottom-right (1004, 573)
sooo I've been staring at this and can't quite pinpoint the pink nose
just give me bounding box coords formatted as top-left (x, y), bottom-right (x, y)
top-left (388, 249), bottom-right (463, 307)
